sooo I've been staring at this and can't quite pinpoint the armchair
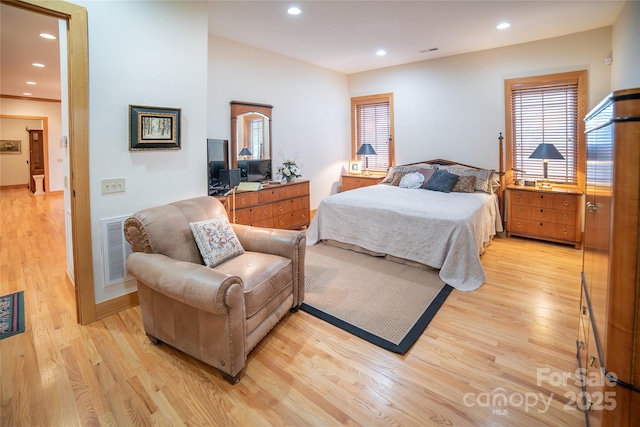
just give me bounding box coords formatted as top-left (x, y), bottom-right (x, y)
top-left (123, 196), bottom-right (305, 384)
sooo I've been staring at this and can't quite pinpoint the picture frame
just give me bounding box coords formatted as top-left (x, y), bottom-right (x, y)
top-left (0, 140), bottom-right (21, 154)
top-left (129, 105), bottom-right (181, 150)
top-left (349, 161), bottom-right (362, 175)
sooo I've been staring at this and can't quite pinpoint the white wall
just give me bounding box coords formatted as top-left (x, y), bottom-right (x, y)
top-left (0, 117), bottom-right (42, 186)
top-left (348, 27), bottom-right (613, 172)
top-left (611, 1), bottom-right (640, 90)
top-left (208, 36), bottom-right (350, 208)
top-left (0, 99), bottom-right (64, 190)
top-left (76, 0), bottom-right (209, 303)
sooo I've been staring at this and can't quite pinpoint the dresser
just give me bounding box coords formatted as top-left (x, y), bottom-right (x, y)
top-left (226, 180), bottom-right (310, 230)
top-left (506, 185), bottom-right (583, 249)
top-left (341, 174), bottom-right (384, 192)
top-left (578, 88), bottom-right (640, 426)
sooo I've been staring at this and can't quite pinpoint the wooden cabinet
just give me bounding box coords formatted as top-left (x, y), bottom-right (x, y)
top-left (225, 180), bottom-right (310, 230)
top-left (578, 88), bottom-right (640, 427)
top-left (506, 185), bottom-right (583, 249)
top-left (341, 174), bottom-right (384, 192)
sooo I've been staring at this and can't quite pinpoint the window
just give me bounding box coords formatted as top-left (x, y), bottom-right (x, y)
top-left (504, 71), bottom-right (587, 187)
top-left (351, 93), bottom-right (394, 172)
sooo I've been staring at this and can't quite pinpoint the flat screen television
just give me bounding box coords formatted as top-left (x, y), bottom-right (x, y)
top-left (207, 138), bottom-right (230, 196)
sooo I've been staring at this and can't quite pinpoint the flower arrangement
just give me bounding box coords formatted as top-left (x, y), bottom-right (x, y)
top-left (277, 157), bottom-right (302, 182)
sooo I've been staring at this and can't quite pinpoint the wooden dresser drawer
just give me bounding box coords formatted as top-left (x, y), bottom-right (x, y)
top-left (510, 190), bottom-right (578, 211)
top-left (510, 205), bottom-right (576, 225)
top-left (509, 218), bottom-right (577, 241)
top-left (341, 174), bottom-right (384, 192)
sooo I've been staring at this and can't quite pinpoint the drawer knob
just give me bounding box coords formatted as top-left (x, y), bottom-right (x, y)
top-left (263, 210), bottom-right (268, 215)
top-left (279, 220), bottom-right (284, 226)
top-left (540, 209), bottom-right (543, 213)
top-left (539, 222), bottom-right (543, 226)
top-left (301, 214), bottom-right (306, 219)
top-left (563, 214), bottom-right (568, 220)
top-left (563, 200), bottom-right (569, 206)
top-left (563, 229), bottom-right (568, 235)
top-left (279, 206), bottom-right (283, 212)
top-left (240, 198), bottom-right (247, 204)
top-left (586, 202), bottom-right (597, 212)
top-left (517, 195), bottom-right (522, 201)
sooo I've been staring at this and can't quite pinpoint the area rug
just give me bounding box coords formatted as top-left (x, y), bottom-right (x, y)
top-left (301, 243), bottom-right (452, 354)
top-left (0, 291), bottom-right (25, 340)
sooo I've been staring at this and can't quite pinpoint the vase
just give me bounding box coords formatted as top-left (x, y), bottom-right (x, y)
top-left (285, 176), bottom-right (294, 182)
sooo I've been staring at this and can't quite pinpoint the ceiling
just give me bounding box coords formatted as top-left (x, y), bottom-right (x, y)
top-left (1, 1), bottom-right (625, 100)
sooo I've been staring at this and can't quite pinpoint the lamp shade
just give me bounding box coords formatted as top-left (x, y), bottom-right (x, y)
top-left (239, 147), bottom-right (252, 156)
top-left (529, 143), bottom-right (564, 160)
top-left (356, 143), bottom-right (377, 156)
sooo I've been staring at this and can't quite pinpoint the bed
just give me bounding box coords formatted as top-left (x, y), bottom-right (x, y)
top-left (306, 159), bottom-right (505, 292)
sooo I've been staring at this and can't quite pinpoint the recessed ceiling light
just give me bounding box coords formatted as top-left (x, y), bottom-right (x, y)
top-left (287, 6), bottom-right (301, 15)
top-left (26, 81), bottom-right (37, 85)
top-left (39, 33), bottom-right (56, 39)
top-left (376, 50), bottom-right (386, 56)
top-left (497, 22), bottom-right (511, 30)
top-left (23, 92), bottom-right (32, 96)
top-left (32, 63), bottom-right (45, 68)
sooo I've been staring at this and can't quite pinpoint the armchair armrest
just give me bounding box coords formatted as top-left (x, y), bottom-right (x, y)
top-left (232, 225), bottom-right (306, 307)
top-left (232, 224), bottom-right (305, 259)
top-left (126, 253), bottom-right (244, 315)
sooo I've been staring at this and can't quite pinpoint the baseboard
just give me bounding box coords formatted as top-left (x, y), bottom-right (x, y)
top-left (95, 291), bottom-right (139, 320)
top-left (0, 184), bottom-right (29, 189)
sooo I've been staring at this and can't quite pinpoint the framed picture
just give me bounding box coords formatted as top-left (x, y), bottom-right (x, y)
top-left (129, 105), bottom-right (181, 150)
top-left (0, 140), bottom-right (21, 154)
top-left (349, 161), bottom-right (362, 174)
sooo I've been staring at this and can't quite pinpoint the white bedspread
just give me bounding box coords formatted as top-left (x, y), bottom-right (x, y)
top-left (306, 184), bottom-right (503, 291)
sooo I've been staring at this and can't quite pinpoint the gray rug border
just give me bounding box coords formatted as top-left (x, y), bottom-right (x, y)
top-left (301, 284), bottom-right (453, 354)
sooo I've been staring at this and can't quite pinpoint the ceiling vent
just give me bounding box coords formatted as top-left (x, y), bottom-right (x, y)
top-left (419, 47), bottom-right (439, 53)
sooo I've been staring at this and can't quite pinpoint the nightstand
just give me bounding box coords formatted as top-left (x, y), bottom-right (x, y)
top-left (506, 184), bottom-right (583, 249)
top-left (341, 174), bottom-right (384, 192)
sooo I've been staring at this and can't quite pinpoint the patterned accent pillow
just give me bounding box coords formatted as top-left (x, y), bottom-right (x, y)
top-left (460, 169), bottom-right (495, 193)
top-left (452, 175), bottom-right (477, 193)
top-left (190, 216), bottom-right (245, 267)
top-left (390, 171), bottom-right (408, 186)
top-left (424, 169), bottom-right (459, 193)
top-left (399, 172), bottom-right (425, 189)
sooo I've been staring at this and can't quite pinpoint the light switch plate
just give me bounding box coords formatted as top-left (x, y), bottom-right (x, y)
top-left (101, 178), bottom-right (126, 194)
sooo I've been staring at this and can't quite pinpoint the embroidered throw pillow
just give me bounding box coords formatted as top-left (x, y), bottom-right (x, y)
top-left (390, 171), bottom-right (408, 186)
top-left (399, 172), bottom-right (425, 189)
top-left (190, 216), bottom-right (245, 267)
top-left (452, 175), bottom-right (477, 193)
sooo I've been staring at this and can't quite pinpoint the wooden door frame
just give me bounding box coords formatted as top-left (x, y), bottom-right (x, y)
top-left (6, 0), bottom-right (96, 324)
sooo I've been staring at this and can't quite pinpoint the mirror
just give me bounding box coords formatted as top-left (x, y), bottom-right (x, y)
top-left (231, 101), bottom-right (273, 182)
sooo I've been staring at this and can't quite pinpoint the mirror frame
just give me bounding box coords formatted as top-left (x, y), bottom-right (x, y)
top-left (230, 100), bottom-right (273, 169)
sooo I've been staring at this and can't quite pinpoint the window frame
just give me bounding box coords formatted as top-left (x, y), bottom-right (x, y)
top-left (351, 93), bottom-right (395, 173)
top-left (504, 70), bottom-right (587, 190)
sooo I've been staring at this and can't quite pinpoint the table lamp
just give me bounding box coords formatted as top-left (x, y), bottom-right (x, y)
top-left (239, 147), bottom-right (252, 159)
top-left (356, 143), bottom-right (377, 176)
top-left (528, 143), bottom-right (564, 189)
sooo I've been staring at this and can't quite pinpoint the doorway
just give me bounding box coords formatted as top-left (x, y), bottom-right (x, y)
top-left (8, 0), bottom-right (94, 324)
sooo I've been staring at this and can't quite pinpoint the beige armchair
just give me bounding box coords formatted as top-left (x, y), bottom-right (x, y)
top-left (123, 196), bottom-right (305, 384)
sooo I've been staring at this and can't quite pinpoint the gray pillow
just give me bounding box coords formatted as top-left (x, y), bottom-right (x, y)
top-left (424, 169), bottom-right (459, 193)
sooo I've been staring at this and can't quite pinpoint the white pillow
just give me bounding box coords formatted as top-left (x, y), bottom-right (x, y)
top-left (190, 216), bottom-right (245, 267)
top-left (399, 172), bottom-right (425, 189)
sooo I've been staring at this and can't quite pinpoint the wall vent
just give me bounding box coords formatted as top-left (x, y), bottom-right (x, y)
top-left (101, 215), bottom-right (133, 288)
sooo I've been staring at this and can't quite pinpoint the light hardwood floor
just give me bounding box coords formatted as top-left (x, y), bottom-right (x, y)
top-left (1, 187), bottom-right (586, 426)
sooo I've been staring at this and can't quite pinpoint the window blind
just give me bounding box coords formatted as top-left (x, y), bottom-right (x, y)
top-left (353, 96), bottom-right (392, 171)
top-left (510, 82), bottom-right (579, 184)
